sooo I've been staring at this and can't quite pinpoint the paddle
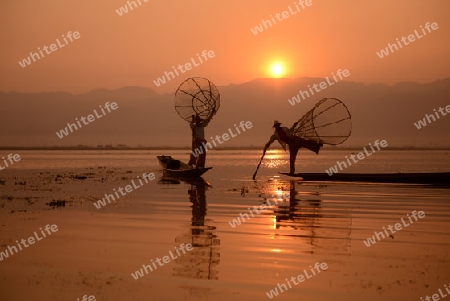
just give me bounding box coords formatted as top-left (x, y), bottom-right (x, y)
top-left (252, 149), bottom-right (266, 180)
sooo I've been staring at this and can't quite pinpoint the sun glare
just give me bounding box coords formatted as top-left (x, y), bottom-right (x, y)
top-left (270, 63), bottom-right (284, 78)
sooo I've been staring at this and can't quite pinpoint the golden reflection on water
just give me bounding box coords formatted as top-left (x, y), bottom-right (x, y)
top-left (263, 150), bottom-right (287, 169)
top-left (260, 179), bottom-right (352, 256)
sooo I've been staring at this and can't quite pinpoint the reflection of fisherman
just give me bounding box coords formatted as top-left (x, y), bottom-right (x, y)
top-left (188, 114), bottom-right (212, 168)
top-left (188, 182), bottom-right (207, 228)
top-left (173, 180), bottom-right (220, 280)
top-left (264, 120), bottom-right (323, 174)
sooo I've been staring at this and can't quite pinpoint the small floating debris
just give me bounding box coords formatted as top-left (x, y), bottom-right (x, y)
top-left (10, 209), bottom-right (27, 213)
top-left (46, 199), bottom-right (66, 208)
top-left (240, 186), bottom-right (249, 197)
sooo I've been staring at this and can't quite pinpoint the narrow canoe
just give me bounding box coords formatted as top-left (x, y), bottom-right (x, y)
top-left (162, 167), bottom-right (212, 179)
top-left (278, 172), bottom-right (450, 185)
top-left (157, 155), bottom-right (212, 179)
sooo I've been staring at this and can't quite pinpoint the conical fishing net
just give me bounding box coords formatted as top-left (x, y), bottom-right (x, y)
top-left (174, 77), bottom-right (220, 122)
top-left (291, 98), bottom-right (352, 145)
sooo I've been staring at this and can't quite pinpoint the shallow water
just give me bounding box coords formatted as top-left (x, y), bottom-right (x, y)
top-left (1, 150), bottom-right (450, 300)
top-left (9, 149), bottom-right (450, 173)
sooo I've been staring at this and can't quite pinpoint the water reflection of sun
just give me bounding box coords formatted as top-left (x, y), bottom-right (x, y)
top-left (264, 150), bottom-right (287, 168)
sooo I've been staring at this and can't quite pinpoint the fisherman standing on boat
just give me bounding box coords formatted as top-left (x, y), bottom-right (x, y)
top-left (264, 120), bottom-right (323, 174)
top-left (188, 114), bottom-right (213, 168)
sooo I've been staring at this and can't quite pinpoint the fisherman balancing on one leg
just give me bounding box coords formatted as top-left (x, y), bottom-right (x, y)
top-left (264, 120), bottom-right (323, 174)
top-left (253, 99), bottom-right (352, 179)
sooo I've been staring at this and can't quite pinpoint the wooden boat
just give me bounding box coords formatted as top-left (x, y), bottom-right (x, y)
top-left (157, 155), bottom-right (212, 179)
top-left (278, 172), bottom-right (450, 185)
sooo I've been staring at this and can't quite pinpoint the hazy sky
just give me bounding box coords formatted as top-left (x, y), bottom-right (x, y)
top-left (0, 0), bottom-right (449, 94)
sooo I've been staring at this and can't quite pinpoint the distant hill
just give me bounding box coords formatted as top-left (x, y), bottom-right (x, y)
top-left (1, 78), bottom-right (449, 148)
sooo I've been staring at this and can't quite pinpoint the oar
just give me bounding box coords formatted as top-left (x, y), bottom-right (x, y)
top-left (252, 149), bottom-right (266, 180)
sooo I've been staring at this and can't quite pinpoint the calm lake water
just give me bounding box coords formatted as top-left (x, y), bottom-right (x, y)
top-left (10, 149), bottom-right (450, 173)
top-left (2, 149), bottom-right (450, 301)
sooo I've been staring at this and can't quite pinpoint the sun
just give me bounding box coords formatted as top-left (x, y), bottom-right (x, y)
top-left (270, 63), bottom-right (285, 78)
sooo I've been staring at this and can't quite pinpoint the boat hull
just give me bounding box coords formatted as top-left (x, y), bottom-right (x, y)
top-left (279, 172), bottom-right (450, 185)
top-left (157, 155), bottom-right (212, 179)
top-left (162, 167), bottom-right (212, 178)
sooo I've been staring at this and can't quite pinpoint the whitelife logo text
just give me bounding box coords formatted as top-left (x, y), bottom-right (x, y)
top-left (287, 69), bottom-right (350, 106)
top-left (251, 0), bottom-right (313, 35)
top-left (56, 102), bottom-right (118, 139)
top-left (191, 121), bottom-right (253, 158)
top-left (325, 139), bottom-right (388, 176)
top-left (414, 105), bottom-right (450, 129)
top-left (18, 31), bottom-right (81, 68)
top-left (0, 153), bottom-right (21, 171)
top-left (0, 225), bottom-right (59, 261)
top-left (116, 0), bottom-right (149, 16)
top-left (131, 243), bottom-right (193, 280)
top-left (153, 50), bottom-right (215, 87)
top-left (93, 172), bottom-right (155, 209)
top-left (363, 210), bottom-right (425, 247)
top-left (376, 22), bottom-right (439, 59)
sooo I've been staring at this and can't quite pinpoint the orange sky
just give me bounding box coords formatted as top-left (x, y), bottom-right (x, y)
top-left (0, 0), bottom-right (449, 94)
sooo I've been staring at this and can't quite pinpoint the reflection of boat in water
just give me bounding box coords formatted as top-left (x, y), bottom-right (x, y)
top-left (262, 180), bottom-right (352, 255)
top-left (165, 178), bottom-right (220, 280)
top-left (157, 175), bottom-right (211, 187)
top-left (157, 155), bottom-right (212, 179)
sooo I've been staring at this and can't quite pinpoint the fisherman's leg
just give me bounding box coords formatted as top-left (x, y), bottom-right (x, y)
top-left (300, 138), bottom-right (322, 154)
top-left (188, 139), bottom-right (196, 165)
top-left (191, 139), bottom-right (203, 166)
top-left (196, 139), bottom-right (207, 168)
top-left (197, 152), bottom-right (206, 168)
top-left (289, 141), bottom-right (300, 174)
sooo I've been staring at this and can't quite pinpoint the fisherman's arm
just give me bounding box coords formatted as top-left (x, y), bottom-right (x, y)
top-left (264, 133), bottom-right (279, 150)
top-left (202, 108), bottom-right (216, 127)
top-left (289, 122), bottom-right (299, 131)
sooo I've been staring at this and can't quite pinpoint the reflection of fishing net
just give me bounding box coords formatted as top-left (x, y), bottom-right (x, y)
top-left (291, 98), bottom-right (351, 145)
top-left (174, 77), bottom-right (220, 122)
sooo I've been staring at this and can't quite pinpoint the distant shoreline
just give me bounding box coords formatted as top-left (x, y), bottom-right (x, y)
top-left (0, 146), bottom-right (449, 151)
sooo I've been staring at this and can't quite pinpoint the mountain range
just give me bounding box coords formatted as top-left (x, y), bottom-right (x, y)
top-left (1, 77), bottom-right (449, 148)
